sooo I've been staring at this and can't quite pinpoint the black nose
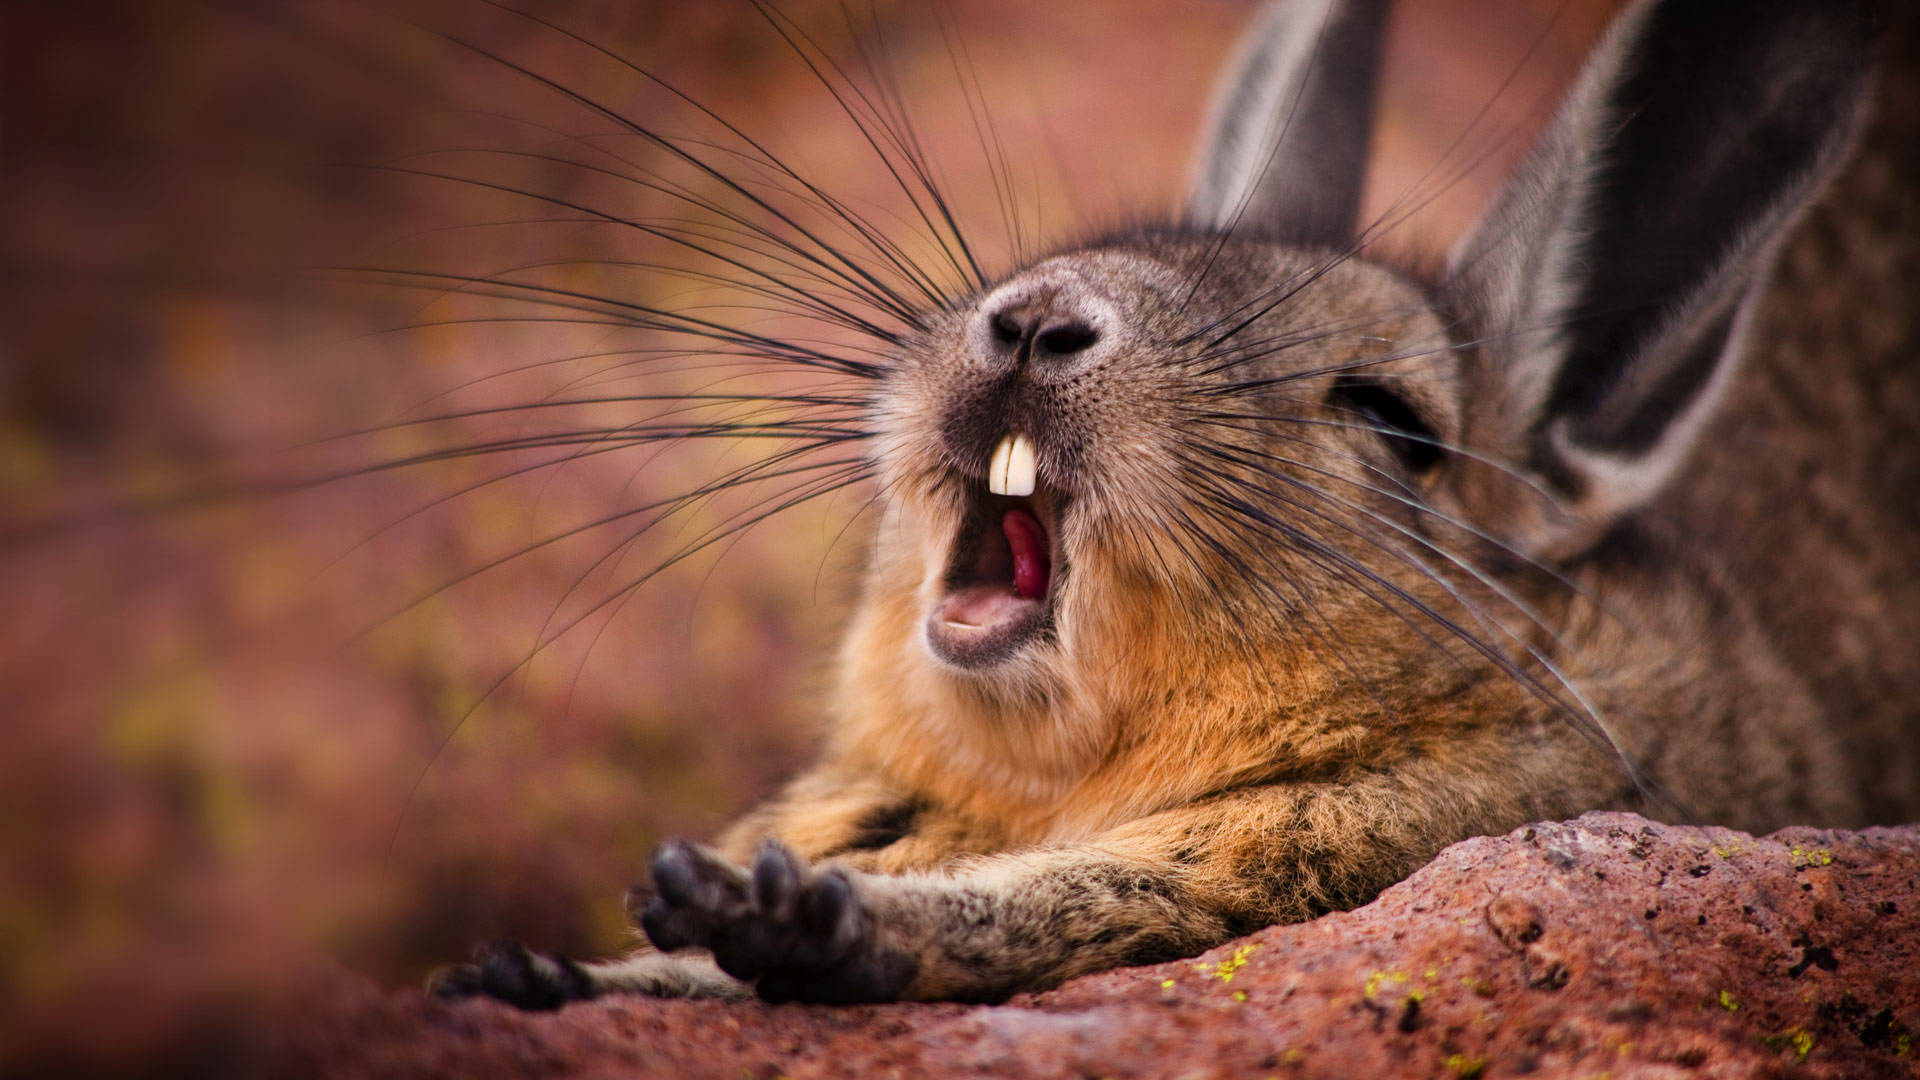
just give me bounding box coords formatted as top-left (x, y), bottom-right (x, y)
top-left (985, 292), bottom-right (1100, 365)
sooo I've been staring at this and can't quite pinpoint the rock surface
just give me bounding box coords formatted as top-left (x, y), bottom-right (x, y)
top-left (22, 813), bottom-right (1920, 1078)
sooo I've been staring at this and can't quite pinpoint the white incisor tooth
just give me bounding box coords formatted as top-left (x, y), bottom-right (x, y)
top-left (988, 432), bottom-right (1037, 497)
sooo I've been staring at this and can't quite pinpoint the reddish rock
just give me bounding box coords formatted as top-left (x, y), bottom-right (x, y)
top-left (16, 812), bottom-right (1920, 1078)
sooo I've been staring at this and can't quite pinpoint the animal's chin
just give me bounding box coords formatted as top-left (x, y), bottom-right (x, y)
top-left (924, 484), bottom-right (1064, 669)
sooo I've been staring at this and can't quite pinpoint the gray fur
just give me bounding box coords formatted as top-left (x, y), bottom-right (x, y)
top-left (436, 0), bottom-right (1916, 1008)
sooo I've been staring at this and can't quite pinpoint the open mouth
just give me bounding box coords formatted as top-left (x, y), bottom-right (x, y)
top-left (924, 465), bottom-right (1064, 668)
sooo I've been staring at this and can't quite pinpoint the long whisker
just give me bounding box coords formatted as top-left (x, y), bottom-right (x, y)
top-left (1189, 410), bottom-right (1584, 593)
top-left (386, 455), bottom-right (878, 865)
top-left (1180, 442), bottom-right (1676, 812)
top-left (750, 0), bottom-right (987, 294)
top-left (464, 0), bottom-right (980, 311)
top-left (328, 265), bottom-right (883, 378)
top-left (402, 14), bottom-right (935, 323)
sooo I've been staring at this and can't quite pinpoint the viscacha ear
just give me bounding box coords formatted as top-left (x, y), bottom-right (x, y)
top-left (1187, 0), bottom-right (1392, 242)
top-left (1439, 0), bottom-right (1877, 558)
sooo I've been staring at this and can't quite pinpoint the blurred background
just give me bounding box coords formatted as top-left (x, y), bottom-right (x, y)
top-left (0, 0), bottom-right (1621, 1066)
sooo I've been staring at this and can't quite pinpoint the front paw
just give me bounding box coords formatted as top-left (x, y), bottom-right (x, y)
top-left (427, 940), bottom-right (596, 1011)
top-left (640, 838), bottom-right (916, 1003)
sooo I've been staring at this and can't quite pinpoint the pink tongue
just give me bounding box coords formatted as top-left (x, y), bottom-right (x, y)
top-left (1003, 508), bottom-right (1051, 600)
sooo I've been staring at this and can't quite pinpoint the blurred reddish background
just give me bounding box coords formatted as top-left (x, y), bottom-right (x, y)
top-left (0, 0), bottom-right (1620, 1066)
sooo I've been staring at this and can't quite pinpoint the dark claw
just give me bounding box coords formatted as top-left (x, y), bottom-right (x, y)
top-left (622, 881), bottom-right (657, 921)
top-left (785, 868), bottom-right (855, 973)
top-left (426, 940), bottom-right (595, 1012)
top-left (650, 839), bottom-right (704, 907)
top-left (805, 868), bottom-right (852, 931)
top-left (751, 838), bottom-right (801, 918)
top-left (641, 895), bottom-right (693, 952)
top-left (427, 961), bottom-right (484, 998)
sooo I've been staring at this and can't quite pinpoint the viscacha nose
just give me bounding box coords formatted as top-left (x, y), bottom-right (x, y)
top-left (978, 287), bottom-right (1101, 371)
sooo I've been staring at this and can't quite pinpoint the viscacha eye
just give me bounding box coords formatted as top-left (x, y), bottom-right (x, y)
top-left (1328, 376), bottom-right (1442, 473)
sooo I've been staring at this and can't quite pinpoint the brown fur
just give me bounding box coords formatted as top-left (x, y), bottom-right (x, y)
top-left (435, 0), bottom-right (1919, 1007)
